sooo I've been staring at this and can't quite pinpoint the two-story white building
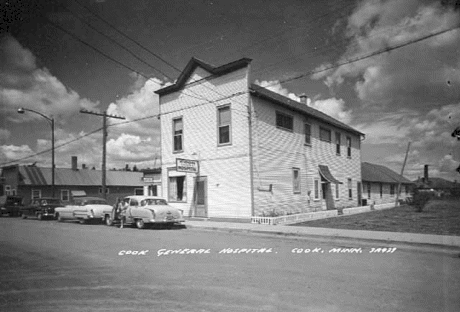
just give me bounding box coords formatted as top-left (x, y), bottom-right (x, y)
top-left (156, 57), bottom-right (364, 221)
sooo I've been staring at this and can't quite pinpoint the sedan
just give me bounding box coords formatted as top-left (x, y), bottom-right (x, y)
top-left (20, 198), bottom-right (63, 220)
top-left (55, 197), bottom-right (112, 224)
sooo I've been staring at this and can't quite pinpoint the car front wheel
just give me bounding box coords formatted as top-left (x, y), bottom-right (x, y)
top-left (136, 219), bottom-right (145, 229)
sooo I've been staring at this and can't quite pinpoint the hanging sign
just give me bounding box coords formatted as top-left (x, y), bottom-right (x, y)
top-left (176, 158), bottom-right (199, 173)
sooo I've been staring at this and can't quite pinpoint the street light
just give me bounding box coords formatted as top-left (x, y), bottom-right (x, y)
top-left (17, 108), bottom-right (55, 197)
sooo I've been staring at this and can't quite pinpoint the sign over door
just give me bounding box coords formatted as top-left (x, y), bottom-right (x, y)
top-left (176, 158), bottom-right (199, 173)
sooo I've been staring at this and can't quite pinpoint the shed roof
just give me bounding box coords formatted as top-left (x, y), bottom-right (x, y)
top-left (249, 84), bottom-right (364, 136)
top-left (361, 162), bottom-right (413, 184)
top-left (18, 166), bottom-right (143, 187)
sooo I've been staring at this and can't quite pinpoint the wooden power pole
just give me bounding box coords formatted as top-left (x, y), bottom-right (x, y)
top-left (80, 109), bottom-right (125, 199)
top-left (395, 142), bottom-right (411, 207)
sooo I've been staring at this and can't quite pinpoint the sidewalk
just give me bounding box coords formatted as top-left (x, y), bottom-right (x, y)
top-left (184, 220), bottom-right (460, 249)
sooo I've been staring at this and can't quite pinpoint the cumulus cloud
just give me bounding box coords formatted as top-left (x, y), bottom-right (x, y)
top-left (0, 35), bottom-right (98, 120)
top-left (0, 145), bottom-right (33, 162)
top-left (254, 79), bottom-right (353, 123)
top-left (107, 133), bottom-right (158, 163)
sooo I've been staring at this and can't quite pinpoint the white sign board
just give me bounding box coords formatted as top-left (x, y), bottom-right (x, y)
top-left (176, 158), bottom-right (199, 173)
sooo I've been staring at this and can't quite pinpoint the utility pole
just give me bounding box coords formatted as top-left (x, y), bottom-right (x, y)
top-left (80, 109), bottom-right (125, 199)
top-left (395, 142), bottom-right (411, 207)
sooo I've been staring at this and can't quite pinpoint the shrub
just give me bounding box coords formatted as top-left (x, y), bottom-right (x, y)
top-left (412, 188), bottom-right (433, 212)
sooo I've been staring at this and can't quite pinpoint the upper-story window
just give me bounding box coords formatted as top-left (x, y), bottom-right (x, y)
top-left (319, 127), bottom-right (331, 142)
top-left (346, 136), bottom-right (352, 157)
top-left (335, 132), bottom-right (341, 155)
top-left (276, 112), bottom-right (293, 131)
top-left (173, 118), bottom-right (183, 152)
top-left (218, 105), bottom-right (231, 145)
top-left (304, 123), bottom-right (311, 145)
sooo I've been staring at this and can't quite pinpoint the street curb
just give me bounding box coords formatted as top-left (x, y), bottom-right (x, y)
top-left (185, 224), bottom-right (460, 250)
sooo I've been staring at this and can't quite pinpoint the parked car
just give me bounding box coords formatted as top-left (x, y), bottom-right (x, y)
top-left (102, 195), bottom-right (185, 229)
top-left (55, 197), bottom-right (112, 224)
top-left (0, 195), bottom-right (24, 217)
top-left (20, 198), bottom-right (63, 220)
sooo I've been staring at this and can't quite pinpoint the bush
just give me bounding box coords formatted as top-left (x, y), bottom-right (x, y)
top-left (412, 188), bottom-right (433, 212)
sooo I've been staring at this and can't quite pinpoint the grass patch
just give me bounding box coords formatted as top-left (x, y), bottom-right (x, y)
top-left (291, 199), bottom-right (460, 236)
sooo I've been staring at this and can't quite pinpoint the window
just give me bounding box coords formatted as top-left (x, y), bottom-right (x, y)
top-left (5, 185), bottom-right (11, 195)
top-left (293, 168), bottom-right (300, 194)
top-left (173, 118), bottom-right (183, 152)
top-left (367, 182), bottom-right (371, 199)
top-left (61, 190), bottom-right (70, 201)
top-left (335, 132), bottom-right (341, 155)
top-left (218, 106), bottom-right (231, 145)
top-left (276, 112), bottom-right (293, 131)
top-left (314, 179), bottom-right (320, 200)
top-left (380, 183), bottom-right (383, 198)
top-left (148, 185), bottom-right (158, 196)
top-left (319, 127), bottom-right (331, 142)
top-left (169, 176), bottom-right (187, 202)
top-left (335, 183), bottom-right (339, 200)
top-left (346, 136), bottom-right (352, 157)
top-left (390, 184), bottom-right (395, 196)
top-left (135, 188), bottom-right (144, 195)
top-left (348, 179), bottom-right (352, 199)
top-left (99, 188), bottom-right (110, 194)
top-left (405, 185), bottom-right (409, 195)
top-left (304, 123), bottom-right (311, 145)
top-left (32, 189), bottom-right (41, 199)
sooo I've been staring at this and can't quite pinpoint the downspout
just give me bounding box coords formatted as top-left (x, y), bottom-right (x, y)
top-left (247, 64), bottom-right (255, 218)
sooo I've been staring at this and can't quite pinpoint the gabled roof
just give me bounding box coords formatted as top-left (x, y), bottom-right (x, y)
top-left (18, 166), bottom-right (143, 187)
top-left (361, 162), bottom-right (413, 184)
top-left (249, 84), bottom-right (364, 136)
top-left (155, 57), bottom-right (252, 96)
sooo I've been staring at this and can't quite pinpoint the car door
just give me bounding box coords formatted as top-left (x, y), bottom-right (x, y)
top-left (127, 198), bottom-right (139, 221)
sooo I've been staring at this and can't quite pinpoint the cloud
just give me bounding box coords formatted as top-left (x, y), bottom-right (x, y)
top-left (107, 133), bottom-right (158, 164)
top-left (254, 80), bottom-right (353, 123)
top-left (0, 129), bottom-right (11, 143)
top-left (0, 35), bottom-right (98, 120)
top-left (0, 145), bottom-right (33, 162)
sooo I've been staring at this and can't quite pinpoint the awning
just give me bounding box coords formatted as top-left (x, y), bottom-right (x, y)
top-left (318, 165), bottom-right (342, 184)
top-left (71, 190), bottom-right (86, 197)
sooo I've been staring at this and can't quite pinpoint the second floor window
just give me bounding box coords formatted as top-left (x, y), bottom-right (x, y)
top-left (335, 132), bottom-right (341, 155)
top-left (173, 118), bottom-right (183, 152)
top-left (346, 136), bottom-right (352, 157)
top-left (276, 112), bottom-right (293, 131)
top-left (304, 123), bottom-right (311, 145)
top-left (320, 127), bottom-right (331, 142)
top-left (218, 106), bottom-right (231, 145)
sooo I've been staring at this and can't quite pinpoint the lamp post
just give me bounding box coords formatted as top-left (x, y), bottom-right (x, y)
top-left (18, 108), bottom-right (55, 197)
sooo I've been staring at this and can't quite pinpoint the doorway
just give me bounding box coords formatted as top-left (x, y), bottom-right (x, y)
top-left (194, 176), bottom-right (207, 217)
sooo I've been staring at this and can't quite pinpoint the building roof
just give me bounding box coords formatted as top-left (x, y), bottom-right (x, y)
top-left (155, 57), bottom-right (252, 96)
top-left (361, 162), bottom-right (413, 184)
top-left (249, 84), bottom-right (364, 136)
top-left (18, 166), bottom-right (144, 187)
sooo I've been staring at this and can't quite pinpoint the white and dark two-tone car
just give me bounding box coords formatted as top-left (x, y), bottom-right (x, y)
top-left (55, 197), bottom-right (112, 224)
top-left (102, 195), bottom-right (185, 229)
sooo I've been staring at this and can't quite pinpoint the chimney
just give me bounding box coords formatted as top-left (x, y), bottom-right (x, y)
top-left (71, 156), bottom-right (78, 170)
top-left (299, 93), bottom-right (308, 105)
top-left (424, 165), bottom-right (429, 183)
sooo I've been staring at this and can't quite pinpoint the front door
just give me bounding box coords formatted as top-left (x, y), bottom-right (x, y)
top-left (194, 176), bottom-right (207, 217)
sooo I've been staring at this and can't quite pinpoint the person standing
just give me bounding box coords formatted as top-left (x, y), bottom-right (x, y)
top-left (119, 199), bottom-right (129, 229)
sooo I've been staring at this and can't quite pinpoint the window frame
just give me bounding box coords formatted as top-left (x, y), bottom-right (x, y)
top-left (217, 105), bottom-right (232, 146)
top-left (276, 111), bottom-right (294, 132)
top-left (347, 178), bottom-right (353, 200)
top-left (168, 175), bottom-right (187, 203)
top-left (319, 127), bottom-right (332, 142)
top-left (335, 132), bottom-right (341, 155)
top-left (304, 123), bottom-right (312, 145)
top-left (314, 179), bottom-right (320, 200)
top-left (32, 189), bottom-right (41, 199)
top-left (61, 190), bottom-right (70, 202)
top-left (172, 117), bottom-right (183, 153)
top-left (134, 188), bottom-right (144, 196)
top-left (346, 136), bottom-right (352, 158)
top-left (335, 183), bottom-right (340, 200)
top-left (292, 168), bottom-right (301, 194)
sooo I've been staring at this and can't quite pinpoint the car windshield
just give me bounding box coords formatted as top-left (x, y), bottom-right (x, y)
top-left (140, 199), bottom-right (168, 206)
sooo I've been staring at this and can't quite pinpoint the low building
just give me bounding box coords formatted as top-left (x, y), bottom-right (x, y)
top-left (1, 157), bottom-right (145, 205)
top-left (361, 162), bottom-right (413, 205)
top-left (156, 57), bottom-right (365, 220)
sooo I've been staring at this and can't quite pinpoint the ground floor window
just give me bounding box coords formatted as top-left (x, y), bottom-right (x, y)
top-left (99, 188), bottom-right (110, 194)
top-left (292, 168), bottom-right (300, 194)
top-left (32, 189), bottom-right (41, 199)
top-left (314, 179), bottom-right (320, 200)
top-left (390, 184), bottom-right (395, 196)
top-left (134, 188), bottom-right (144, 195)
top-left (148, 185), bottom-right (158, 196)
top-left (169, 176), bottom-right (186, 202)
top-left (380, 183), bottom-right (383, 198)
top-left (335, 183), bottom-right (339, 200)
top-left (367, 182), bottom-right (371, 199)
top-left (348, 179), bottom-right (352, 199)
top-left (61, 190), bottom-right (70, 202)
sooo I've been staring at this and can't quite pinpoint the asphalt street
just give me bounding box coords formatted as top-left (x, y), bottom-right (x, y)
top-left (0, 218), bottom-right (459, 312)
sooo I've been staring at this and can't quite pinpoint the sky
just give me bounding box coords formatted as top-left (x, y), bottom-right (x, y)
top-left (1, 0), bottom-right (459, 181)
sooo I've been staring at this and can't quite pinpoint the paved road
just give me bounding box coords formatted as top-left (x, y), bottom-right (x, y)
top-left (0, 218), bottom-right (459, 312)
